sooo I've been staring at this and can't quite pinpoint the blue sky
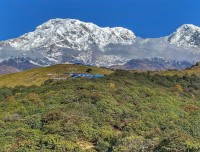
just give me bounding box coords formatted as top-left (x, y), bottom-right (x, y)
top-left (0, 0), bottom-right (199, 40)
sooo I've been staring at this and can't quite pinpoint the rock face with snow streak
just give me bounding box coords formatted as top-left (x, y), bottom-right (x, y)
top-left (167, 24), bottom-right (200, 49)
top-left (0, 57), bottom-right (40, 70)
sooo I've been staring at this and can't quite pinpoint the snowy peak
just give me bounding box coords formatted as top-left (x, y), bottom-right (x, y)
top-left (167, 24), bottom-right (200, 49)
top-left (5, 18), bottom-right (136, 51)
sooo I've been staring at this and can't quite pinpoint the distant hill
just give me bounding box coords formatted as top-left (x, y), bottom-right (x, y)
top-left (155, 62), bottom-right (200, 76)
top-left (110, 58), bottom-right (192, 71)
top-left (0, 64), bottom-right (112, 87)
top-left (0, 65), bottom-right (18, 74)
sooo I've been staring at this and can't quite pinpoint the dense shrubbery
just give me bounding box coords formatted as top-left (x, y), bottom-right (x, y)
top-left (0, 70), bottom-right (200, 151)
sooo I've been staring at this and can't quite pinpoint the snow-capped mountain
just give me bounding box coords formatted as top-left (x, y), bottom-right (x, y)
top-left (0, 18), bottom-right (136, 68)
top-left (167, 24), bottom-right (200, 49)
top-left (0, 18), bottom-right (200, 74)
top-left (3, 18), bottom-right (135, 51)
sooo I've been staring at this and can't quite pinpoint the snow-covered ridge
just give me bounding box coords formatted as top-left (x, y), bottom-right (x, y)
top-left (5, 18), bottom-right (136, 51)
top-left (0, 19), bottom-right (200, 70)
top-left (167, 24), bottom-right (200, 49)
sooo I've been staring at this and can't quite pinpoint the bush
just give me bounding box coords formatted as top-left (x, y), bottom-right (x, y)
top-left (86, 68), bottom-right (93, 73)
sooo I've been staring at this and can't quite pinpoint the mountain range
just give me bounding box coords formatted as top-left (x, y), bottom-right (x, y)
top-left (1, 18), bottom-right (200, 73)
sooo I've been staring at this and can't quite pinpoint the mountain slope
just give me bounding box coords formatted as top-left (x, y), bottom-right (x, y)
top-left (0, 67), bottom-right (200, 151)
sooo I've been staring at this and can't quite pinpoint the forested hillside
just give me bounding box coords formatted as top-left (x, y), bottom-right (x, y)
top-left (0, 65), bottom-right (200, 151)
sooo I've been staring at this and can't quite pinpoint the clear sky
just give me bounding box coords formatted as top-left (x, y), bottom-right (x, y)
top-left (0, 0), bottom-right (199, 40)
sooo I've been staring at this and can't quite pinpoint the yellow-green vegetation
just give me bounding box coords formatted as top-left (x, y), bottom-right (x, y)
top-left (0, 64), bottom-right (112, 87)
top-left (0, 66), bottom-right (200, 151)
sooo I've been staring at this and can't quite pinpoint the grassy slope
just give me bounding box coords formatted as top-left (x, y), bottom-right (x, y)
top-left (0, 64), bottom-right (112, 87)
